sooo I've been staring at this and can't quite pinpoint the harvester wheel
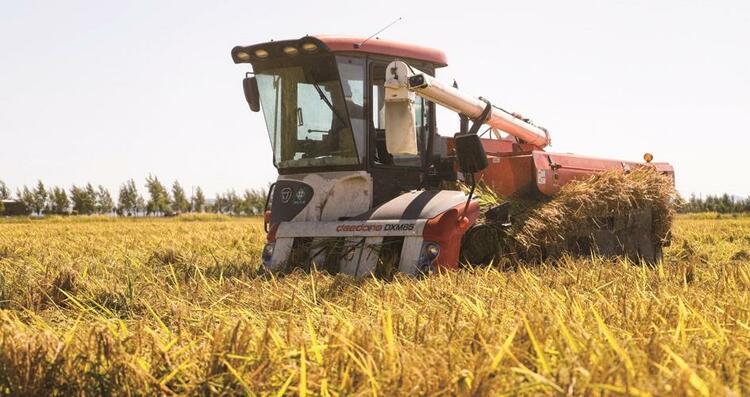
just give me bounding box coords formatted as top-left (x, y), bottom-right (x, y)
top-left (374, 237), bottom-right (403, 279)
top-left (460, 224), bottom-right (507, 266)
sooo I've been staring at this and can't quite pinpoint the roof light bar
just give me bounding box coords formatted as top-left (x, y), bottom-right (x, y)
top-left (282, 46), bottom-right (299, 56)
top-left (235, 51), bottom-right (251, 61)
top-left (301, 42), bottom-right (319, 53)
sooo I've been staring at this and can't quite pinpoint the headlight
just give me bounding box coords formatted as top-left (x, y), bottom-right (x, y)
top-left (425, 243), bottom-right (440, 259)
top-left (254, 49), bottom-right (270, 59)
top-left (418, 242), bottom-right (440, 273)
top-left (301, 42), bottom-right (319, 53)
top-left (235, 51), bottom-right (251, 61)
top-left (283, 46), bottom-right (299, 56)
top-left (262, 243), bottom-right (275, 263)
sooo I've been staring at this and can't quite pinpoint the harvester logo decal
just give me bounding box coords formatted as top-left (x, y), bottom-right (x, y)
top-left (294, 188), bottom-right (306, 204)
top-left (281, 187), bottom-right (292, 203)
top-left (335, 223), bottom-right (416, 233)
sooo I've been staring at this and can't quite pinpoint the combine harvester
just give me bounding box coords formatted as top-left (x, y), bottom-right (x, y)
top-left (231, 35), bottom-right (674, 276)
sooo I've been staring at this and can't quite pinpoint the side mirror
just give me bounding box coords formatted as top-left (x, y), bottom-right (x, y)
top-left (243, 76), bottom-right (260, 112)
top-left (453, 132), bottom-right (488, 173)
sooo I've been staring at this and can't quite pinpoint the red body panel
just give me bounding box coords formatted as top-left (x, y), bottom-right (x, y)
top-left (481, 154), bottom-right (537, 197)
top-left (531, 151), bottom-right (673, 196)
top-left (423, 200), bottom-right (480, 270)
top-left (313, 35), bottom-right (448, 67)
top-left (448, 137), bottom-right (675, 198)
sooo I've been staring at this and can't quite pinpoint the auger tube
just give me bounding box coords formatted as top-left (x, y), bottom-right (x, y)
top-left (386, 61), bottom-right (551, 148)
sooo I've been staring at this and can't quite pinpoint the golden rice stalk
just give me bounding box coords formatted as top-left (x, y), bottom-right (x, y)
top-left (507, 167), bottom-right (678, 256)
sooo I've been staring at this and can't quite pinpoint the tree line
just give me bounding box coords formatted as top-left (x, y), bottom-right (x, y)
top-left (681, 193), bottom-right (750, 214)
top-left (0, 177), bottom-right (267, 216)
top-left (3, 177), bottom-right (748, 216)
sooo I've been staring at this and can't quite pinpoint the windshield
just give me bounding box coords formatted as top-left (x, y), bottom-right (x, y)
top-left (256, 56), bottom-right (364, 169)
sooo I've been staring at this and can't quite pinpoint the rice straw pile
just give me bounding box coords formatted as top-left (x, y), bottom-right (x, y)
top-left (514, 167), bottom-right (677, 257)
top-left (472, 167), bottom-right (679, 261)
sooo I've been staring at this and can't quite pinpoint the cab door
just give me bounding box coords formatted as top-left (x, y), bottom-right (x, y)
top-left (367, 60), bottom-right (431, 206)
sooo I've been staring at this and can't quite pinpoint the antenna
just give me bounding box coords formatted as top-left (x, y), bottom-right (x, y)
top-left (355, 17), bottom-right (402, 48)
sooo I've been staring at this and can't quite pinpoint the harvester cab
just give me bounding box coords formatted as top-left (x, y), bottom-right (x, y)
top-left (231, 35), bottom-right (674, 276)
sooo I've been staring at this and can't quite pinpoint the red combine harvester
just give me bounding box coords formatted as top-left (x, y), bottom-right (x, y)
top-left (231, 35), bottom-right (674, 276)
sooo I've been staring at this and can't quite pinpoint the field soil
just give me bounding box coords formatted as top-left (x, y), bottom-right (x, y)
top-left (1, 215), bottom-right (749, 395)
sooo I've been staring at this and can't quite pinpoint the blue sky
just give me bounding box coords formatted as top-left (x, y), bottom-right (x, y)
top-left (1, 0), bottom-right (748, 198)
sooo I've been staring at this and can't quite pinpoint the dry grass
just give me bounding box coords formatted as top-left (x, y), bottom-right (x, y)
top-left (511, 168), bottom-right (677, 250)
top-left (470, 168), bottom-right (679, 261)
top-left (1, 215), bottom-right (750, 395)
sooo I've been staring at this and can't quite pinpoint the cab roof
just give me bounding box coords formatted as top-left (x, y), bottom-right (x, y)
top-left (312, 35), bottom-right (447, 67)
top-left (231, 35), bottom-right (448, 68)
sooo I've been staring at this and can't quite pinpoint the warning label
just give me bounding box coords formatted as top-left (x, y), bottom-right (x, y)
top-left (537, 169), bottom-right (547, 185)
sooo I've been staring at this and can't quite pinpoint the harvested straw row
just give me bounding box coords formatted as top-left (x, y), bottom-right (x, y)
top-left (508, 167), bottom-right (678, 256)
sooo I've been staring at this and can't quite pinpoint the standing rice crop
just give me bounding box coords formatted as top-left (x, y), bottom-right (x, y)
top-left (0, 213), bottom-right (748, 395)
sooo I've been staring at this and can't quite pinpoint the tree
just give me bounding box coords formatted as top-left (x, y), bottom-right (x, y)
top-left (243, 188), bottom-right (266, 215)
top-left (224, 190), bottom-right (243, 215)
top-left (171, 181), bottom-right (190, 213)
top-left (49, 186), bottom-right (70, 214)
top-left (145, 175), bottom-right (170, 215)
top-left (70, 184), bottom-right (96, 215)
top-left (212, 193), bottom-right (230, 214)
top-left (192, 186), bottom-right (206, 213)
top-left (85, 184), bottom-right (98, 214)
top-left (70, 185), bottom-right (84, 215)
top-left (16, 186), bottom-right (35, 214)
top-left (0, 180), bottom-right (10, 200)
top-left (135, 195), bottom-right (146, 215)
top-left (29, 180), bottom-right (48, 215)
top-left (97, 185), bottom-right (114, 214)
top-left (118, 179), bottom-right (138, 216)
top-left (0, 180), bottom-right (6, 213)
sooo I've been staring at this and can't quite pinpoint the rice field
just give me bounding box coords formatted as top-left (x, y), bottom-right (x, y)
top-left (1, 214), bottom-right (749, 395)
